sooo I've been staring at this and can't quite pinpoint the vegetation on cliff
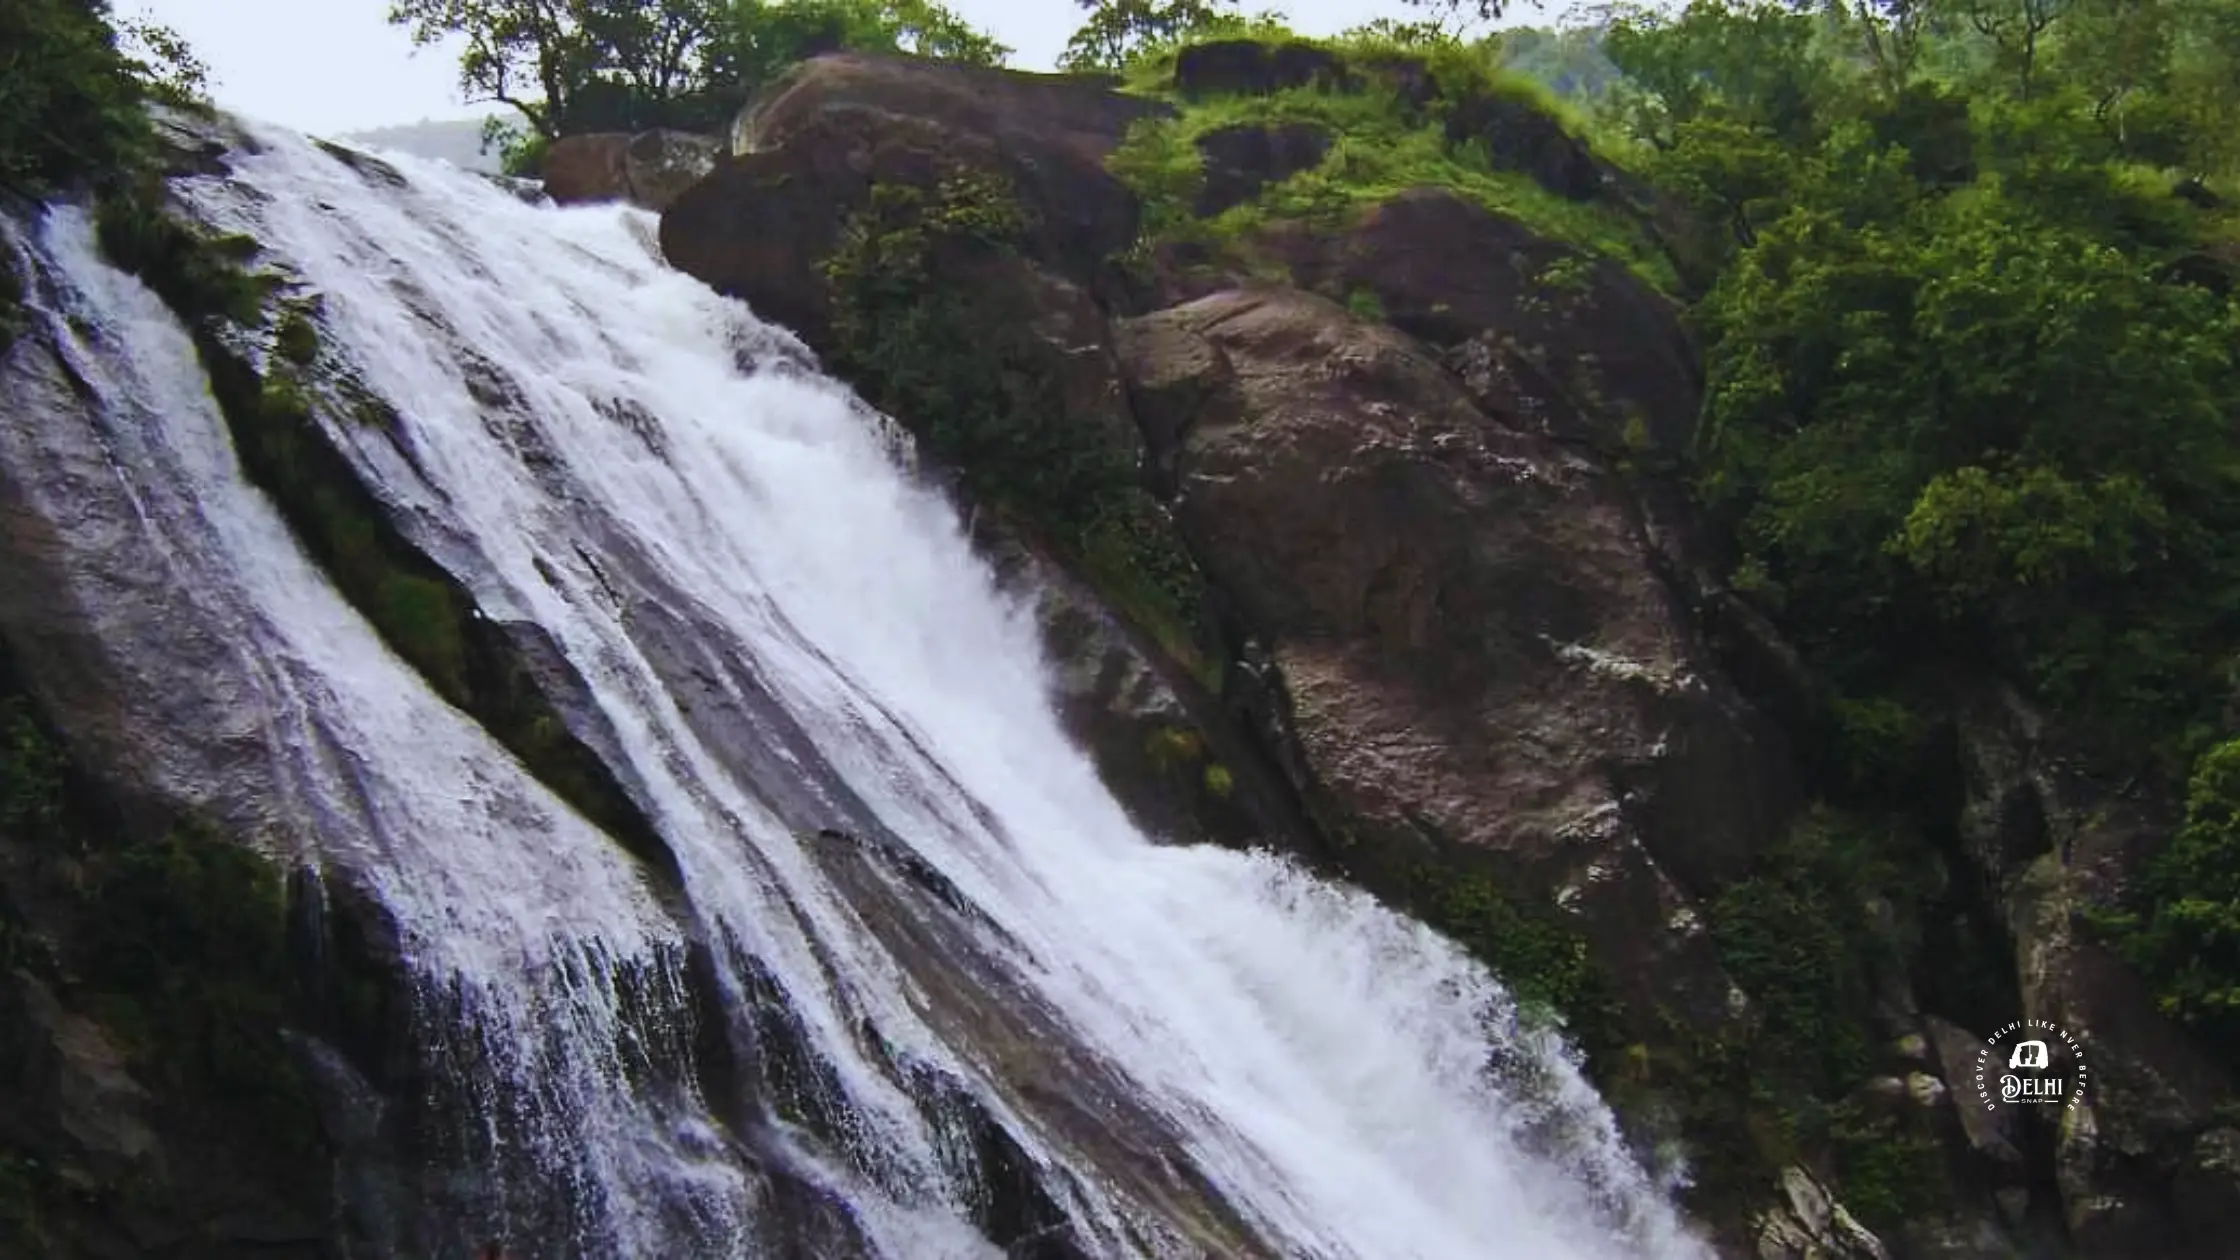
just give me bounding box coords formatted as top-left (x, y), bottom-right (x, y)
top-left (1099, 29), bottom-right (1679, 290)
top-left (1586, 0), bottom-right (2240, 1064)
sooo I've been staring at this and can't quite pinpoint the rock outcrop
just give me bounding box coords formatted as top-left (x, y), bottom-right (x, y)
top-left (542, 129), bottom-right (723, 212)
top-left (1257, 187), bottom-right (1702, 458)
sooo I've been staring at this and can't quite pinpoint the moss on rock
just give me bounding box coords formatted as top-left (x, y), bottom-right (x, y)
top-left (1106, 37), bottom-right (1678, 292)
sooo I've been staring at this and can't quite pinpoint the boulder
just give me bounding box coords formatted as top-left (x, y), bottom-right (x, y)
top-left (540, 132), bottom-right (631, 205)
top-left (622, 129), bottom-right (722, 211)
top-left (1192, 123), bottom-right (1331, 217)
top-left (1753, 1166), bottom-right (1892, 1260)
top-left (1115, 286), bottom-right (1797, 1032)
top-left (543, 130), bottom-right (722, 212)
top-left (665, 53), bottom-right (1167, 345)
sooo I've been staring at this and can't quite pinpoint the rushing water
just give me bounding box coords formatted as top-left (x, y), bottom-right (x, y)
top-left (2, 125), bottom-right (1714, 1259)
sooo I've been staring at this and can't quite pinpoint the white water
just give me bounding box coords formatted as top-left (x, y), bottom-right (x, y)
top-left (15, 129), bottom-right (1714, 1259)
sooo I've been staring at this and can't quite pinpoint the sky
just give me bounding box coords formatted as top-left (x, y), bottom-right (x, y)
top-left (128, 0), bottom-right (1497, 137)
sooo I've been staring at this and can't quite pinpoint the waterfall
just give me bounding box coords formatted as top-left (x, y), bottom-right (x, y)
top-left (1, 125), bottom-right (1714, 1259)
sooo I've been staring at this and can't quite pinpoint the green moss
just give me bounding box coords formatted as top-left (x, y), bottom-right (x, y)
top-left (274, 308), bottom-right (319, 366)
top-left (0, 245), bottom-right (23, 355)
top-left (92, 184), bottom-right (270, 327)
top-left (78, 818), bottom-right (311, 1123)
top-left (1202, 763), bottom-right (1235, 797)
top-left (1827, 1103), bottom-right (1951, 1233)
top-left (0, 667), bottom-right (327, 1219)
top-left (1344, 286), bottom-right (1386, 321)
top-left (1707, 809), bottom-right (1919, 1095)
top-left (1420, 865), bottom-right (1625, 1044)
top-left (1105, 39), bottom-right (1678, 292)
top-left (1145, 724), bottom-right (1207, 769)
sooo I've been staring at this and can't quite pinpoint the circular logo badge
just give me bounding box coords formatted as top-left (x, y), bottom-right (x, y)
top-left (1972, 1018), bottom-right (2089, 1113)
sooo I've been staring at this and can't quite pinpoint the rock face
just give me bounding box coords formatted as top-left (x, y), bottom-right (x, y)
top-left (1114, 287), bottom-right (1793, 1029)
top-left (540, 132), bottom-right (631, 204)
top-left (541, 129), bottom-right (722, 211)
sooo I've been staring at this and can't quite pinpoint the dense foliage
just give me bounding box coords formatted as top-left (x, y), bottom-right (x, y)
top-left (0, 0), bottom-right (203, 196)
top-left (390, 0), bottom-right (1007, 148)
top-left (1580, 0), bottom-right (2240, 1115)
top-left (2104, 737), bottom-right (2240, 1055)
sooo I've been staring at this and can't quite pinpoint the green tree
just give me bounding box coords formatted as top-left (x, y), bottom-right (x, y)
top-left (395, 0), bottom-right (1004, 142)
top-left (1604, 0), bottom-right (1835, 148)
top-left (2108, 738), bottom-right (2240, 1055)
top-left (716, 0), bottom-right (1006, 89)
top-left (1060, 0), bottom-right (1247, 71)
top-left (0, 0), bottom-right (199, 195)
top-left (389, 0), bottom-right (613, 138)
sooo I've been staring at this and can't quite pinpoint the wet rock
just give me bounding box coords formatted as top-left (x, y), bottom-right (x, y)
top-left (541, 132), bottom-right (632, 204)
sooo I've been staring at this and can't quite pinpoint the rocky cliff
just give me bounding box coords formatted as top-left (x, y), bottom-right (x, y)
top-left (658, 44), bottom-right (2240, 1259)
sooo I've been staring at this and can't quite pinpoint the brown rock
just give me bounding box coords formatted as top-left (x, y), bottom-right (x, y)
top-left (622, 129), bottom-right (722, 211)
top-left (539, 132), bottom-right (631, 205)
top-left (542, 130), bottom-right (721, 211)
top-left (1117, 286), bottom-right (1796, 1031)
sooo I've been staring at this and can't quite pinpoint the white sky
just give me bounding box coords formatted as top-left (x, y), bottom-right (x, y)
top-left (125, 0), bottom-right (1533, 136)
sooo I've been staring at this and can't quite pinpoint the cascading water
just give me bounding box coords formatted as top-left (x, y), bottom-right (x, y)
top-left (1, 122), bottom-right (1716, 1259)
